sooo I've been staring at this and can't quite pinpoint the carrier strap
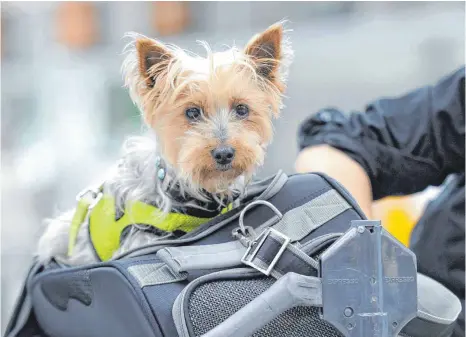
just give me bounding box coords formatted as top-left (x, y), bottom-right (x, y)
top-left (241, 189), bottom-right (351, 277)
top-left (157, 241), bottom-right (246, 273)
top-left (156, 189), bottom-right (351, 279)
top-left (156, 229), bottom-right (320, 282)
top-left (241, 228), bottom-right (319, 278)
top-left (127, 263), bottom-right (187, 287)
top-left (271, 189), bottom-right (351, 241)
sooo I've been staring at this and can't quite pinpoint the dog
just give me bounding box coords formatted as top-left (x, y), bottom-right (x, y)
top-left (36, 22), bottom-right (293, 266)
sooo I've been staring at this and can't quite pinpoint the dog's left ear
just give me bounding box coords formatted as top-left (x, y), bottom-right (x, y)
top-left (136, 38), bottom-right (173, 87)
top-left (244, 22), bottom-right (292, 87)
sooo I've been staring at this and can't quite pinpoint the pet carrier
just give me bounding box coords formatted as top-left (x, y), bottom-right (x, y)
top-left (4, 171), bottom-right (462, 337)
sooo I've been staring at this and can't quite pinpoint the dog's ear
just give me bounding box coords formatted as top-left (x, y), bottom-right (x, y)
top-left (244, 23), bottom-right (285, 83)
top-left (136, 38), bottom-right (173, 87)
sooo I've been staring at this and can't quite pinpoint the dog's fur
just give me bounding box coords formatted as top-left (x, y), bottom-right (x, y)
top-left (36, 22), bottom-right (293, 265)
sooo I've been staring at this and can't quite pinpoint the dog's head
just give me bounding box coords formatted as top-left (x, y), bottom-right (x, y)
top-left (123, 22), bottom-right (293, 196)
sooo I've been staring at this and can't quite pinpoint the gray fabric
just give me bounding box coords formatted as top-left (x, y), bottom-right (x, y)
top-left (417, 273), bottom-right (462, 324)
top-left (253, 306), bottom-right (342, 337)
top-left (301, 233), bottom-right (343, 256)
top-left (273, 189), bottom-right (351, 241)
top-left (188, 277), bottom-right (275, 336)
top-left (40, 270), bottom-right (93, 310)
top-left (173, 268), bottom-right (262, 337)
top-left (128, 263), bottom-right (186, 287)
top-left (258, 307), bottom-right (413, 337)
top-left (4, 262), bottom-right (41, 337)
top-left (242, 170), bottom-right (288, 204)
top-left (31, 267), bottom-right (160, 337)
top-left (4, 296), bottom-right (32, 337)
top-left (157, 241), bottom-right (246, 273)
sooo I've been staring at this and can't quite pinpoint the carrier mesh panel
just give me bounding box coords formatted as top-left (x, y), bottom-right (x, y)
top-left (253, 306), bottom-right (343, 337)
top-left (188, 277), bottom-right (274, 336)
top-left (188, 277), bottom-right (413, 337)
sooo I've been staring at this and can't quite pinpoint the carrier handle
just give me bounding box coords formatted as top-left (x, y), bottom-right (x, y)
top-left (201, 272), bottom-right (322, 337)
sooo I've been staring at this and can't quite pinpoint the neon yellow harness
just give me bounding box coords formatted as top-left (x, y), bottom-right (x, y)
top-left (68, 189), bottom-right (231, 261)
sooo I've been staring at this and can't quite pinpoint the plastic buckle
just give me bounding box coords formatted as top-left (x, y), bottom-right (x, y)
top-left (241, 228), bottom-right (291, 276)
top-left (320, 220), bottom-right (418, 337)
top-left (76, 186), bottom-right (103, 210)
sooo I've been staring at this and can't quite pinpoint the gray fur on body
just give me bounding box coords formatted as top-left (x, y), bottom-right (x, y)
top-left (36, 135), bottom-right (246, 266)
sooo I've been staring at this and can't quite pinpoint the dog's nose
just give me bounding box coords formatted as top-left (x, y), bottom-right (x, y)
top-left (211, 146), bottom-right (235, 165)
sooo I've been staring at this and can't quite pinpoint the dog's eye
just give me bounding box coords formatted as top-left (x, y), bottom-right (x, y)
top-left (185, 107), bottom-right (201, 121)
top-left (234, 104), bottom-right (249, 118)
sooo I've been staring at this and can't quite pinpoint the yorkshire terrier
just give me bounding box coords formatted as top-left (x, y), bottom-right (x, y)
top-left (37, 22), bottom-right (293, 266)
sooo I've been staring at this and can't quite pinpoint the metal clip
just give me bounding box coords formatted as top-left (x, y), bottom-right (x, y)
top-left (238, 199), bottom-right (283, 236)
top-left (76, 186), bottom-right (103, 210)
top-left (241, 228), bottom-right (291, 276)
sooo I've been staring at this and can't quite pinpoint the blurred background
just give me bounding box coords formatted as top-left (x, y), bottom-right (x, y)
top-left (1, 1), bottom-right (464, 333)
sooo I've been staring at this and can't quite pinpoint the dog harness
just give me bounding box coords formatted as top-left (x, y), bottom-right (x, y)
top-left (68, 186), bottom-right (232, 261)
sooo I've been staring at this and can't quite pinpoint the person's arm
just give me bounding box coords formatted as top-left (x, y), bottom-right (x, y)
top-left (296, 144), bottom-right (374, 218)
top-left (296, 67), bottom-right (465, 215)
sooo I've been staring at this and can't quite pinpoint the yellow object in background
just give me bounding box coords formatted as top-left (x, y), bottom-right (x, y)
top-left (384, 208), bottom-right (416, 246)
top-left (372, 196), bottom-right (418, 247)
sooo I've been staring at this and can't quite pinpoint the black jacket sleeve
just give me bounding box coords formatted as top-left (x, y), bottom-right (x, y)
top-left (297, 67), bottom-right (465, 200)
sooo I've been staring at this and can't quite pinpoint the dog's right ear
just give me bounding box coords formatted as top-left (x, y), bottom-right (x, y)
top-left (136, 38), bottom-right (173, 87)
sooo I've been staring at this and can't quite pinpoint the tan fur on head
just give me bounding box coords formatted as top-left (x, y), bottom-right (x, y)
top-left (35, 23), bottom-right (294, 266)
top-left (245, 22), bottom-right (287, 92)
top-left (122, 22), bottom-right (293, 194)
top-left (136, 38), bottom-right (174, 88)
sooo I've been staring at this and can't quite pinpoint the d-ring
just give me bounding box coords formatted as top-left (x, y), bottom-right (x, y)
top-left (238, 200), bottom-right (283, 236)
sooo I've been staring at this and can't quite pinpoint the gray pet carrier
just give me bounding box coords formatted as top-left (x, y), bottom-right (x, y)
top-left (4, 171), bottom-right (462, 337)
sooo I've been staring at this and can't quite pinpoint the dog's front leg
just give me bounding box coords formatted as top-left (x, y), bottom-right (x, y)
top-left (36, 210), bottom-right (97, 266)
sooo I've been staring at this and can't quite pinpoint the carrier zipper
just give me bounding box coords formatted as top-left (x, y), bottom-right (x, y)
top-left (172, 268), bottom-right (260, 337)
